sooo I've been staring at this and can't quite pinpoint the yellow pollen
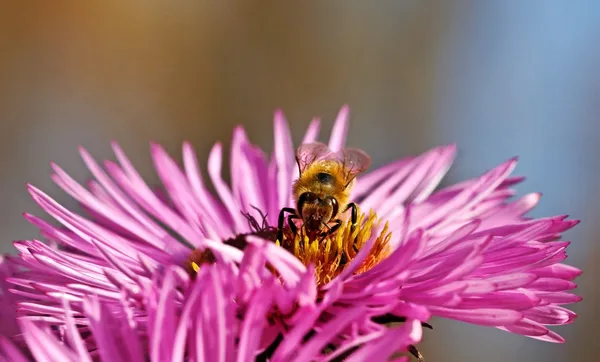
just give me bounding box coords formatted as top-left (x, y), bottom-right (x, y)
top-left (279, 209), bottom-right (391, 285)
top-left (184, 248), bottom-right (217, 278)
top-left (183, 209), bottom-right (391, 286)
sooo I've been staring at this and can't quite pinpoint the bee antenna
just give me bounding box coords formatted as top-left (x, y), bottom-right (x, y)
top-left (243, 205), bottom-right (271, 230)
top-left (241, 211), bottom-right (260, 231)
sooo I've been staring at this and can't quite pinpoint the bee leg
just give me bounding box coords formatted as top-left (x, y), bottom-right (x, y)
top-left (287, 214), bottom-right (301, 236)
top-left (343, 202), bottom-right (361, 252)
top-left (408, 344), bottom-right (425, 361)
top-left (346, 202), bottom-right (358, 232)
top-left (319, 219), bottom-right (343, 242)
top-left (327, 219), bottom-right (343, 236)
top-left (277, 208), bottom-right (297, 243)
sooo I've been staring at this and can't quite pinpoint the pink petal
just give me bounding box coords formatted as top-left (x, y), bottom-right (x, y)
top-left (428, 306), bottom-right (522, 326)
top-left (273, 110), bottom-right (294, 211)
top-left (327, 105), bottom-right (350, 152)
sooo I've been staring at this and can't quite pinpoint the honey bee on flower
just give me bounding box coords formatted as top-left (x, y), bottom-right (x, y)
top-left (277, 142), bottom-right (372, 243)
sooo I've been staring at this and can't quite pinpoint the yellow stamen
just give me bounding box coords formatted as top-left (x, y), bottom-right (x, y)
top-left (184, 208), bottom-right (391, 286)
top-left (279, 209), bottom-right (391, 285)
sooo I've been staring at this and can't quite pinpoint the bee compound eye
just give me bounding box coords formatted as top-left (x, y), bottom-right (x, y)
top-left (324, 196), bottom-right (339, 218)
top-left (297, 192), bottom-right (318, 215)
top-left (299, 192), bottom-right (319, 203)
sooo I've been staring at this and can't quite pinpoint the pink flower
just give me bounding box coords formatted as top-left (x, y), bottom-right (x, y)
top-left (0, 258), bottom-right (19, 339)
top-left (0, 105), bottom-right (581, 360)
top-left (1, 245), bottom-right (421, 362)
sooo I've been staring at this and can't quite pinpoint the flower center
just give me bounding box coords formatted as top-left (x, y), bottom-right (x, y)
top-left (184, 210), bottom-right (391, 285)
top-left (278, 210), bottom-right (391, 285)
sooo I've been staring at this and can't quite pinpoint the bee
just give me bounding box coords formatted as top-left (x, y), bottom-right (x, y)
top-left (277, 142), bottom-right (372, 242)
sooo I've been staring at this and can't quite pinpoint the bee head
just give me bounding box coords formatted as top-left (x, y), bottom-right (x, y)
top-left (297, 192), bottom-right (339, 231)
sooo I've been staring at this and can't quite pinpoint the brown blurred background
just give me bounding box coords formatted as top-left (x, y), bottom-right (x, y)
top-left (1, 2), bottom-right (598, 361)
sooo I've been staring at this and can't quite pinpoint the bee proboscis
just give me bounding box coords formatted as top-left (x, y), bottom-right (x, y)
top-left (277, 142), bottom-right (372, 242)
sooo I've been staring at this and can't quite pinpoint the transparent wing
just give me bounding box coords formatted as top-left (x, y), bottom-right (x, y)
top-left (295, 142), bottom-right (334, 173)
top-left (338, 147), bottom-right (372, 185)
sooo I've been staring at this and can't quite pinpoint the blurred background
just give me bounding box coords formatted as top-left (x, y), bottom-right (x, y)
top-left (1, 1), bottom-right (598, 361)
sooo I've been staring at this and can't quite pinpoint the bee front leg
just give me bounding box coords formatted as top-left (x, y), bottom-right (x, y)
top-left (344, 202), bottom-right (358, 233)
top-left (287, 214), bottom-right (301, 236)
top-left (408, 345), bottom-right (425, 361)
top-left (343, 202), bottom-right (361, 252)
top-left (277, 207), bottom-right (298, 243)
top-left (317, 219), bottom-right (342, 242)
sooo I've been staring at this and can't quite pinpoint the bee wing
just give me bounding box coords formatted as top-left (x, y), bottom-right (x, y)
top-left (338, 147), bottom-right (372, 186)
top-left (295, 142), bottom-right (334, 174)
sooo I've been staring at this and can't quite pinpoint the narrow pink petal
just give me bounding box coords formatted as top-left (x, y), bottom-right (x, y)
top-left (289, 306), bottom-right (367, 362)
top-left (480, 193), bottom-right (541, 228)
top-left (528, 278), bottom-right (577, 292)
top-left (273, 110), bottom-right (294, 210)
top-left (328, 105), bottom-right (350, 152)
top-left (18, 302), bottom-right (72, 315)
top-left (485, 273), bottom-right (538, 290)
top-left (241, 142), bottom-right (273, 224)
top-left (27, 185), bottom-right (140, 261)
top-left (208, 268), bottom-right (228, 362)
top-left (0, 259), bottom-right (19, 339)
top-left (236, 285), bottom-right (274, 362)
top-left (151, 144), bottom-right (210, 236)
top-left (527, 330), bottom-right (565, 343)
top-left (62, 299), bottom-right (93, 362)
top-left (531, 264), bottom-right (582, 280)
top-left (19, 319), bottom-right (77, 362)
top-left (0, 337), bottom-right (29, 362)
top-left (302, 117), bottom-right (321, 144)
top-left (79, 147), bottom-right (175, 248)
top-left (375, 148), bottom-right (442, 216)
top-left (457, 291), bottom-right (540, 310)
top-left (501, 318), bottom-right (550, 336)
top-left (171, 274), bottom-right (203, 362)
top-left (109, 143), bottom-right (200, 252)
top-left (182, 142), bottom-right (230, 239)
top-left (389, 302), bottom-right (432, 322)
top-left (536, 292), bottom-right (582, 305)
top-left (428, 306), bottom-right (522, 326)
top-left (412, 144), bottom-right (457, 202)
top-left (207, 143), bottom-right (246, 232)
top-left (438, 251), bottom-right (484, 283)
top-left (417, 158), bottom-right (518, 231)
top-left (247, 237), bottom-right (306, 285)
top-left (352, 229), bottom-right (423, 285)
top-left (286, 265), bottom-right (318, 313)
top-left (423, 220), bottom-right (481, 257)
top-left (29, 252), bottom-right (114, 290)
top-left (523, 305), bottom-right (576, 325)
top-left (344, 319), bottom-right (422, 362)
top-left (270, 305), bottom-right (321, 361)
top-left (230, 127), bottom-right (268, 217)
top-left (150, 269), bottom-right (177, 362)
top-left (358, 158), bottom-right (416, 213)
top-left (323, 330), bottom-right (385, 362)
top-left (83, 296), bottom-right (143, 362)
top-left (334, 231), bottom-right (382, 283)
top-left (192, 295), bottom-right (206, 362)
